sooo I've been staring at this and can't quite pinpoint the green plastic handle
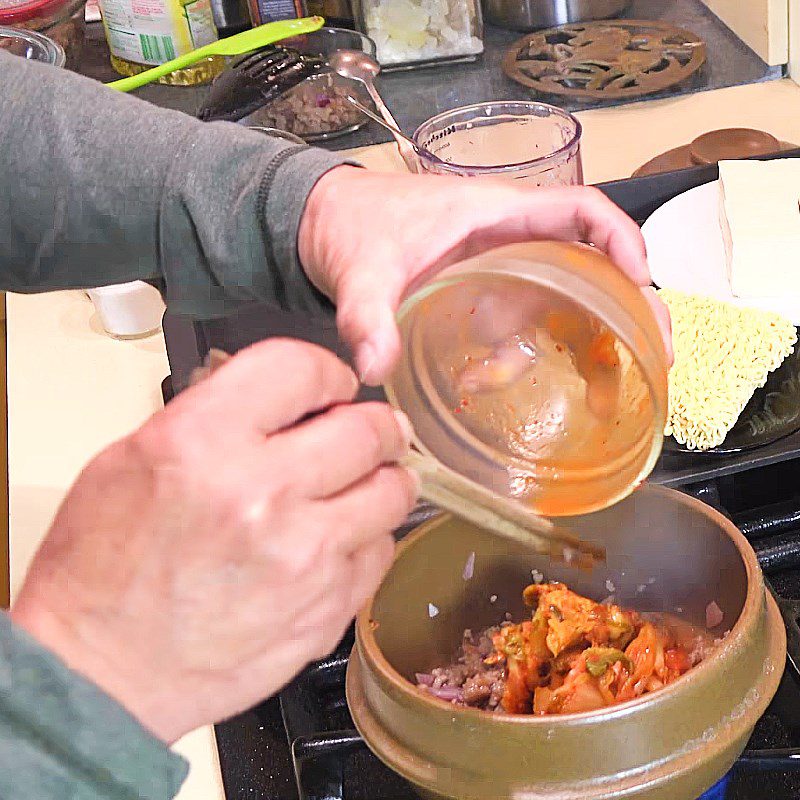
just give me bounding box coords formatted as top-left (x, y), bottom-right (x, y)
top-left (106, 16), bottom-right (325, 92)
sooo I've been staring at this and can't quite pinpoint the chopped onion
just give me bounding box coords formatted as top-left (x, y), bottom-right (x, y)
top-left (600, 595), bottom-right (615, 606)
top-left (428, 603), bottom-right (439, 618)
top-left (706, 601), bottom-right (724, 629)
top-left (531, 569), bottom-right (544, 584)
top-left (415, 672), bottom-right (435, 686)
top-left (489, 594), bottom-right (498, 604)
top-left (463, 551), bottom-right (476, 581)
top-left (605, 579), bottom-right (616, 593)
top-left (427, 685), bottom-right (464, 702)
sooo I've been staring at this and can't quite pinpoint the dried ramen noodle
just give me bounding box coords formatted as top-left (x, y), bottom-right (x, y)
top-left (657, 289), bottom-right (797, 451)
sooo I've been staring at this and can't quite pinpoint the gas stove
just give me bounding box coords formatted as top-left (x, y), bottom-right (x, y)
top-left (161, 152), bottom-right (800, 799)
top-left (201, 464), bottom-right (800, 800)
top-left (160, 375), bottom-right (800, 800)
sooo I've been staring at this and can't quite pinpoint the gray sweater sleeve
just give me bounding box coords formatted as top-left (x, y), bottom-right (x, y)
top-left (0, 49), bottom-right (358, 318)
top-left (0, 612), bottom-right (189, 799)
top-left (0, 51), bottom-right (362, 799)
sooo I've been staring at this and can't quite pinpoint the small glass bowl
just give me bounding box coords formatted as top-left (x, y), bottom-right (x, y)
top-left (246, 126), bottom-right (306, 145)
top-left (412, 101), bottom-right (583, 185)
top-left (385, 242), bottom-right (669, 518)
top-left (241, 27), bottom-right (377, 142)
top-left (0, 24), bottom-right (64, 64)
top-left (0, 0), bottom-right (84, 69)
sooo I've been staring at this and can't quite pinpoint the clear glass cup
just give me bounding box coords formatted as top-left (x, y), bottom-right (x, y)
top-left (412, 101), bottom-right (583, 185)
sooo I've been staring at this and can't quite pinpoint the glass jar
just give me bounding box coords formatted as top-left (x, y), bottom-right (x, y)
top-left (351, 0), bottom-right (483, 71)
top-left (384, 241), bottom-right (669, 518)
top-left (0, 0), bottom-right (84, 69)
top-left (97, 0), bottom-right (223, 86)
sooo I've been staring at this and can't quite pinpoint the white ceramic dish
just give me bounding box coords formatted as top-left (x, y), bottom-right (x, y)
top-left (641, 179), bottom-right (800, 325)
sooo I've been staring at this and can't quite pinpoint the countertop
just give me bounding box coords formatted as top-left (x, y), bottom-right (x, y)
top-left (74, 0), bottom-right (782, 151)
top-left (8, 76), bottom-right (800, 800)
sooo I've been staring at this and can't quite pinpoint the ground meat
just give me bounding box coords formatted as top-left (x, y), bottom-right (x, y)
top-left (249, 74), bottom-right (366, 139)
top-left (417, 626), bottom-right (506, 711)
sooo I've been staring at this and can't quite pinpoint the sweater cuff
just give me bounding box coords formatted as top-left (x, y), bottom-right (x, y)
top-left (260, 145), bottom-right (361, 315)
top-left (0, 613), bottom-right (188, 800)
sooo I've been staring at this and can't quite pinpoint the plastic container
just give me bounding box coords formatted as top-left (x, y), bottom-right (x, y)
top-left (87, 282), bottom-right (166, 339)
top-left (351, 0), bottom-right (483, 70)
top-left (413, 101), bottom-right (583, 184)
top-left (0, 24), bottom-right (65, 63)
top-left (97, 0), bottom-right (223, 85)
top-left (384, 241), bottom-right (669, 518)
top-left (0, 0), bottom-right (83, 68)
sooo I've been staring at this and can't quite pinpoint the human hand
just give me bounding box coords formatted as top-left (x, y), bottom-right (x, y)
top-left (298, 167), bottom-right (672, 385)
top-left (11, 340), bottom-right (417, 743)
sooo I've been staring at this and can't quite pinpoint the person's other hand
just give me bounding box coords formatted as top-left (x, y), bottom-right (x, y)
top-left (298, 167), bottom-right (672, 385)
top-left (11, 340), bottom-right (417, 743)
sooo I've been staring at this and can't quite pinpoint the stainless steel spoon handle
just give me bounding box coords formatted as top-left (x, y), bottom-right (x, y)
top-left (345, 95), bottom-right (418, 149)
top-left (361, 83), bottom-right (418, 172)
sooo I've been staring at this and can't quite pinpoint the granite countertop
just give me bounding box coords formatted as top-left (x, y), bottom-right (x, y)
top-left (78, 0), bottom-right (782, 151)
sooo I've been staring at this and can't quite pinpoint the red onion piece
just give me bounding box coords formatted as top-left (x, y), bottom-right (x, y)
top-left (463, 551), bottom-right (475, 581)
top-left (415, 672), bottom-right (435, 687)
top-left (316, 94), bottom-right (331, 108)
top-left (706, 601), bottom-right (724, 629)
top-left (427, 685), bottom-right (464, 702)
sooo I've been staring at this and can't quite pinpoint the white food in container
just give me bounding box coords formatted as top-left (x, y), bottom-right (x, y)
top-left (359, 0), bottom-right (483, 66)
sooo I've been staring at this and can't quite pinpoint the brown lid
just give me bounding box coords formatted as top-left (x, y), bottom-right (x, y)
top-left (689, 128), bottom-right (781, 165)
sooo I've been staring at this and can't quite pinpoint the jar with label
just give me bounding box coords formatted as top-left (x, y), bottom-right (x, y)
top-left (98, 0), bottom-right (223, 85)
top-left (351, 0), bottom-right (483, 70)
top-left (245, 0), bottom-right (305, 25)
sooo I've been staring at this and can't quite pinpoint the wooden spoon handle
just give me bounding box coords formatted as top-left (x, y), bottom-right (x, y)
top-left (402, 450), bottom-right (605, 566)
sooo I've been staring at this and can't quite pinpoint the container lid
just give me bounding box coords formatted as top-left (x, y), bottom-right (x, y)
top-left (384, 242), bottom-right (669, 518)
top-left (0, 0), bottom-right (69, 24)
top-left (0, 25), bottom-right (65, 64)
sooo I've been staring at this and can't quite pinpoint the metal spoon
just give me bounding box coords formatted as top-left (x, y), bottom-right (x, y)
top-left (344, 94), bottom-right (442, 163)
top-left (327, 49), bottom-right (421, 172)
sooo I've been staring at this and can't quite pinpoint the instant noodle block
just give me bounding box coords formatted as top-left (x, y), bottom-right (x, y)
top-left (658, 288), bottom-right (797, 451)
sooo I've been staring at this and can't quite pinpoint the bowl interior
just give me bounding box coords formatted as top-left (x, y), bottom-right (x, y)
top-left (372, 488), bottom-right (747, 681)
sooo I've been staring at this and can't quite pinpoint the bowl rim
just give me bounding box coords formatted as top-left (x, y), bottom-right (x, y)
top-left (355, 484), bottom-right (764, 726)
top-left (411, 100), bottom-right (582, 174)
